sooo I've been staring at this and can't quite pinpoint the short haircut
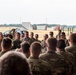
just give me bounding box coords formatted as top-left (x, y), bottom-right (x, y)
top-left (44, 34), bottom-right (48, 39)
top-left (21, 41), bottom-right (30, 53)
top-left (16, 32), bottom-right (20, 35)
top-left (45, 34), bottom-right (48, 37)
top-left (60, 32), bottom-right (65, 36)
top-left (25, 31), bottom-right (29, 37)
top-left (30, 32), bottom-right (34, 34)
top-left (2, 37), bottom-right (12, 49)
top-left (49, 31), bottom-right (53, 36)
top-left (30, 32), bottom-right (34, 37)
top-left (46, 38), bottom-right (57, 48)
top-left (69, 33), bottom-right (76, 43)
top-left (59, 29), bottom-right (61, 32)
top-left (35, 34), bottom-right (38, 36)
top-left (25, 31), bottom-right (29, 34)
top-left (6, 34), bottom-right (13, 39)
top-left (30, 42), bottom-right (41, 54)
top-left (35, 34), bottom-right (38, 38)
top-left (57, 39), bottom-right (66, 49)
top-left (0, 51), bottom-right (30, 75)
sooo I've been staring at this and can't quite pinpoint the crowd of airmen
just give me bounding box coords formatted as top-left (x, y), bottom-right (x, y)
top-left (0, 29), bottom-right (76, 75)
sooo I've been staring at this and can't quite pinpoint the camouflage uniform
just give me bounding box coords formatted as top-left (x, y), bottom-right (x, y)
top-left (65, 44), bottom-right (76, 53)
top-left (35, 39), bottom-right (41, 43)
top-left (56, 34), bottom-right (60, 40)
top-left (39, 51), bottom-right (70, 75)
top-left (30, 38), bottom-right (36, 45)
top-left (41, 40), bottom-right (47, 53)
top-left (65, 44), bottom-right (76, 75)
top-left (56, 50), bottom-right (75, 75)
top-left (64, 39), bottom-right (69, 46)
top-left (22, 37), bottom-right (31, 45)
top-left (0, 51), bottom-right (8, 57)
top-left (28, 57), bottom-right (52, 75)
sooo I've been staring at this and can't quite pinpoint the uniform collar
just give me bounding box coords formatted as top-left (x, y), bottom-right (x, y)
top-left (47, 50), bottom-right (55, 53)
top-left (29, 56), bottom-right (39, 59)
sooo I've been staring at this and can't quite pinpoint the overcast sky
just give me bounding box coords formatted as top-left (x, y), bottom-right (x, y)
top-left (0, 0), bottom-right (76, 25)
